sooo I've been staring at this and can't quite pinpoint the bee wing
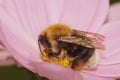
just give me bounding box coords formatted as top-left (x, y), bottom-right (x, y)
top-left (72, 29), bottom-right (105, 41)
top-left (59, 36), bottom-right (77, 43)
top-left (72, 29), bottom-right (105, 50)
top-left (89, 37), bottom-right (105, 50)
top-left (59, 36), bottom-right (94, 49)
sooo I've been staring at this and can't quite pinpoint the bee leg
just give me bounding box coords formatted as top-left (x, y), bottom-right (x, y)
top-left (47, 50), bottom-right (54, 57)
top-left (47, 47), bottom-right (62, 58)
top-left (50, 43), bottom-right (62, 55)
top-left (71, 57), bottom-right (85, 71)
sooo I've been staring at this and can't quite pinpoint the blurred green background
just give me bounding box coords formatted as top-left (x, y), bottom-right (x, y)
top-left (110, 0), bottom-right (120, 4)
top-left (0, 0), bottom-right (120, 80)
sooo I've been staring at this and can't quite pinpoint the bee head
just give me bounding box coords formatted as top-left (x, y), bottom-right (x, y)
top-left (38, 34), bottom-right (51, 48)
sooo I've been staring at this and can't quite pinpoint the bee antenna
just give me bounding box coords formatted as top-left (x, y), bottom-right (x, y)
top-left (38, 39), bottom-right (43, 54)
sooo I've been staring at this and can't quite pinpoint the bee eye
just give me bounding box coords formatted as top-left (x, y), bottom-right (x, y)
top-left (38, 35), bottom-right (51, 48)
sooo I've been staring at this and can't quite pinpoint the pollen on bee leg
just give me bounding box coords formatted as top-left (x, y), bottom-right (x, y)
top-left (83, 50), bottom-right (99, 70)
top-left (41, 49), bottom-right (72, 67)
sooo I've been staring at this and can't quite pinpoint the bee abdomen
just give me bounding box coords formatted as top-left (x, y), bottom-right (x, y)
top-left (79, 47), bottom-right (95, 62)
top-left (71, 47), bottom-right (95, 70)
top-left (71, 57), bottom-right (84, 71)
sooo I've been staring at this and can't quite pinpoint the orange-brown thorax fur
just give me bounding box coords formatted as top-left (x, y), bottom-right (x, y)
top-left (41, 24), bottom-right (72, 52)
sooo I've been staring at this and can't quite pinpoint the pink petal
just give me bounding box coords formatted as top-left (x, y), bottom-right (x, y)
top-left (84, 21), bottom-right (120, 77)
top-left (0, 8), bottom-right (40, 72)
top-left (0, 46), bottom-right (22, 67)
top-left (0, 46), bottom-right (15, 66)
top-left (82, 72), bottom-right (115, 80)
top-left (0, 0), bottom-right (4, 5)
top-left (1, 0), bottom-right (109, 40)
top-left (43, 0), bottom-right (64, 24)
top-left (0, 58), bottom-right (16, 66)
top-left (107, 2), bottom-right (120, 22)
top-left (29, 61), bottom-right (83, 80)
top-left (0, 46), bottom-right (11, 60)
top-left (0, 40), bottom-right (5, 48)
top-left (99, 21), bottom-right (120, 58)
top-left (59, 0), bottom-right (109, 32)
top-left (1, 0), bottom-right (65, 41)
top-left (1, 0), bottom-right (49, 41)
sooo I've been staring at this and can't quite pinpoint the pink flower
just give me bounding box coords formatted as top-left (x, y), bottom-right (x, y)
top-left (107, 2), bottom-right (120, 22)
top-left (0, 30), bottom-right (21, 67)
top-left (0, 45), bottom-right (21, 67)
top-left (0, 45), bottom-right (15, 66)
top-left (0, 0), bottom-right (120, 80)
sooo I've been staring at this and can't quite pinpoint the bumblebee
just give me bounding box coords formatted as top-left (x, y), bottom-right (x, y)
top-left (38, 24), bottom-right (105, 71)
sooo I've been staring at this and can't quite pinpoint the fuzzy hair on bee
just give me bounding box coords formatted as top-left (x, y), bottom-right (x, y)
top-left (38, 24), bottom-right (105, 71)
top-left (58, 37), bottom-right (95, 70)
top-left (38, 24), bottom-right (72, 55)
